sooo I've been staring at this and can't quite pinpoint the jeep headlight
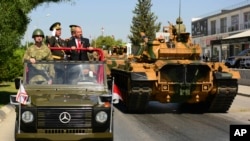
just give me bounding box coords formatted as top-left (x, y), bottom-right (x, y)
top-left (22, 111), bottom-right (34, 123)
top-left (95, 111), bottom-right (108, 123)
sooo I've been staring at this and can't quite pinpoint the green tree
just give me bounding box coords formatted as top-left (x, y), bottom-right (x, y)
top-left (0, 0), bottom-right (71, 82)
top-left (128, 0), bottom-right (161, 49)
top-left (1, 47), bottom-right (25, 81)
top-left (91, 35), bottom-right (124, 50)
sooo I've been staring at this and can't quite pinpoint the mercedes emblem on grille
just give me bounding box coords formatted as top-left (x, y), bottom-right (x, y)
top-left (59, 112), bottom-right (71, 123)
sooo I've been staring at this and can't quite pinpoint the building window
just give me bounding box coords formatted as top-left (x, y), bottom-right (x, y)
top-left (244, 12), bottom-right (250, 29)
top-left (211, 20), bottom-right (216, 35)
top-left (220, 17), bottom-right (227, 33)
top-left (231, 15), bottom-right (239, 31)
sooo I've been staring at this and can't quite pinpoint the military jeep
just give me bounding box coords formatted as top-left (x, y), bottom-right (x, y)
top-left (10, 48), bottom-right (113, 141)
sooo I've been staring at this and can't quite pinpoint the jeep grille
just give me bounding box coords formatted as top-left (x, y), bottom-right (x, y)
top-left (37, 107), bottom-right (92, 129)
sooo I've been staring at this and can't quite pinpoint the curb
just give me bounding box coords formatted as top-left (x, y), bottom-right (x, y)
top-left (0, 104), bottom-right (15, 123)
top-left (238, 93), bottom-right (250, 97)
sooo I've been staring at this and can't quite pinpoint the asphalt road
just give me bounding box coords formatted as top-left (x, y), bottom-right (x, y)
top-left (0, 93), bottom-right (249, 141)
top-left (113, 94), bottom-right (250, 141)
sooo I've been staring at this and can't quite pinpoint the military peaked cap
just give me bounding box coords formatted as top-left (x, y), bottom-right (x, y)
top-left (50, 22), bottom-right (61, 31)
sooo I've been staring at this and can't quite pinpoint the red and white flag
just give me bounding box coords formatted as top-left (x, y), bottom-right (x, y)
top-left (112, 83), bottom-right (123, 104)
top-left (16, 84), bottom-right (28, 105)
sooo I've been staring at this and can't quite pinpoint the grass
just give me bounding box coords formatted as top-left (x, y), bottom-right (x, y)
top-left (0, 82), bottom-right (17, 107)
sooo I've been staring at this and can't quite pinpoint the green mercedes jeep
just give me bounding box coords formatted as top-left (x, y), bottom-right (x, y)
top-left (10, 49), bottom-right (113, 141)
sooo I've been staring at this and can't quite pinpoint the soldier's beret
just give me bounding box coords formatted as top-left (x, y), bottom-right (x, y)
top-left (50, 22), bottom-right (61, 31)
top-left (69, 25), bottom-right (79, 32)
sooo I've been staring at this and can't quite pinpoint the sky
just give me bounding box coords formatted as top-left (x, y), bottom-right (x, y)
top-left (22, 0), bottom-right (248, 44)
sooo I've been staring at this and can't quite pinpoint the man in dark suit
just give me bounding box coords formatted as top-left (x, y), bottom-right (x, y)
top-left (67, 26), bottom-right (92, 60)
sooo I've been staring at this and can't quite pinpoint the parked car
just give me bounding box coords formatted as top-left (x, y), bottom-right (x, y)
top-left (225, 48), bottom-right (250, 68)
top-left (240, 57), bottom-right (250, 68)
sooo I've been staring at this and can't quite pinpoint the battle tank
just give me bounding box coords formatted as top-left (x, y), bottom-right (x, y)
top-left (110, 18), bottom-right (241, 113)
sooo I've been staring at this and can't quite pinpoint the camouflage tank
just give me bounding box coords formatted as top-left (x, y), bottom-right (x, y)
top-left (110, 18), bottom-right (241, 113)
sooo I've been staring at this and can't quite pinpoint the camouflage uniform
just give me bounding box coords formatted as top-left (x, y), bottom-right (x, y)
top-left (23, 44), bottom-right (54, 61)
top-left (23, 28), bottom-right (55, 84)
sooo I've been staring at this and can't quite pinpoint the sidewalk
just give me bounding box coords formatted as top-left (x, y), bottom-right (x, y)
top-left (0, 104), bottom-right (14, 124)
top-left (238, 85), bottom-right (250, 97)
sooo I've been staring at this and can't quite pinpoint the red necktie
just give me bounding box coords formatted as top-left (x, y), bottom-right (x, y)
top-left (77, 39), bottom-right (81, 53)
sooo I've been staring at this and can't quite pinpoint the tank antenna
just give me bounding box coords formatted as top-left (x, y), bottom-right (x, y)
top-left (179, 0), bottom-right (181, 19)
top-left (177, 0), bottom-right (182, 40)
top-left (178, 0), bottom-right (181, 34)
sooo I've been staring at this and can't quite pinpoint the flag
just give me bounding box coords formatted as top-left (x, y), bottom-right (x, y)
top-left (112, 83), bottom-right (123, 104)
top-left (16, 84), bottom-right (28, 105)
top-left (97, 64), bottom-right (104, 84)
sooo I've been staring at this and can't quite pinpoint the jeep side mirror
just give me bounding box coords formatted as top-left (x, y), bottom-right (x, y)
top-left (14, 77), bottom-right (21, 89)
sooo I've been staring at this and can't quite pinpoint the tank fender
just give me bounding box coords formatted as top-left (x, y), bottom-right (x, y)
top-left (214, 72), bottom-right (233, 79)
top-left (130, 72), bottom-right (157, 81)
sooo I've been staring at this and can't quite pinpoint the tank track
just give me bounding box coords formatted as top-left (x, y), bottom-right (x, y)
top-left (207, 79), bottom-right (238, 113)
top-left (127, 87), bottom-right (151, 113)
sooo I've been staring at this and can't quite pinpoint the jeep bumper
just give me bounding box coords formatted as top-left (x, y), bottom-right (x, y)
top-left (16, 133), bottom-right (113, 141)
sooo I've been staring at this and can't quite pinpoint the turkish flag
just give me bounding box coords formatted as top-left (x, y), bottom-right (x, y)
top-left (112, 83), bottom-right (123, 104)
top-left (16, 84), bottom-right (28, 105)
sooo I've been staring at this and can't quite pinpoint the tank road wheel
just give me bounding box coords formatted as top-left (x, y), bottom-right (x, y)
top-left (127, 87), bottom-right (151, 113)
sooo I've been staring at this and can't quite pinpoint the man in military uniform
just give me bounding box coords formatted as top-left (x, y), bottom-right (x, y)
top-left (174, 17), bottom-right (189, 42)
top-left (46, 22), bottom-right (66, 60)
top-left (174, 17), bottom-right (186, 34)
top-left (23, 29), bottom-right (55, 84)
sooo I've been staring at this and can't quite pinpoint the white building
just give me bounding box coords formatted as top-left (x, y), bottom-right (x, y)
top-left (192, 1), bottom-right (250, 62)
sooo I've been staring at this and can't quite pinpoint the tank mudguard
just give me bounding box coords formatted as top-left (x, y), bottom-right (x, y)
top-left (214, 72), bottom-right (233, 79)
top-left (131, 72), bottom-right (150, 81)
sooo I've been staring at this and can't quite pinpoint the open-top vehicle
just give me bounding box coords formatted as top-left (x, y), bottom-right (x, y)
top-left (10, 48), bottom-right (114, 141)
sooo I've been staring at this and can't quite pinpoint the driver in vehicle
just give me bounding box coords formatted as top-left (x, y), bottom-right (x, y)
top-left (67, 64), bottom-right (97, 84)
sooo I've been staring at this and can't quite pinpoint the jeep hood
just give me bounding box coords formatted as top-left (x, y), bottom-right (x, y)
top-left (31, 94), bottom-right (98, 106)
top-left (24, 85), bottom-right (107, 106)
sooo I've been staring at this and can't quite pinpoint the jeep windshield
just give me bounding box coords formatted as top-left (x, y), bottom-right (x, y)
top-left (23, 61), bottom-right (105, 87)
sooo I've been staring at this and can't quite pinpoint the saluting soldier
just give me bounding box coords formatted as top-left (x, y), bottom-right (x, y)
top-left (46, 22), bottom-right (66, 60)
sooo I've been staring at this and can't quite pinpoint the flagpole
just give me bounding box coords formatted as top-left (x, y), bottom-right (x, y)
top-left (18, 103), bottom-right (21, 133)
top-left (109, 77), bottom-right (115, 133)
